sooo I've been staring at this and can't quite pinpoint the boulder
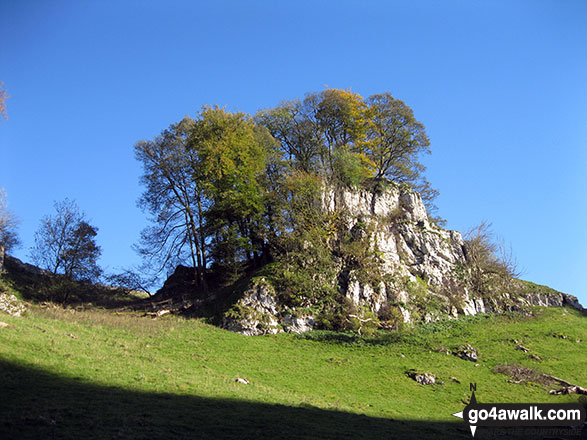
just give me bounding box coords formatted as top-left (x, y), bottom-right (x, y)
top-left (407, 370), bottom-right (436, 385)
top-left (454, 344), bottom-right (478, 362)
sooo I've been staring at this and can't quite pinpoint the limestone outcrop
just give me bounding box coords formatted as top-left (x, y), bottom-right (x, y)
top-left (217, 183), bottom-right (583, 335)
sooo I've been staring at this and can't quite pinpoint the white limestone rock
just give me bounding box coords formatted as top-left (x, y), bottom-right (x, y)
top-left (223, 182), bottom-right (583, 335)
top-left (282, 314), bottom-right (314, 333)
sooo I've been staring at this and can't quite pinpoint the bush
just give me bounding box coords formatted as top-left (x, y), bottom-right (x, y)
top-left (463, 222), bottom-right (519, 297)
top-left (377, 301), bottom-right (405, 331)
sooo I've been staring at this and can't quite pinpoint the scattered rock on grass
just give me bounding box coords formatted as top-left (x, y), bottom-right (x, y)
top-left (515, 344), bottom-right (530, 353)
top-left (453, 344), bottom-right (478, 362)
top-left (235, 377), bottom-right (249, 385)
top-left (0, 321), bottom-right (10, 328)
top-left (549, 386), bottom-right (587, 395)
top-left (407, 370), bottom-right (436, 385)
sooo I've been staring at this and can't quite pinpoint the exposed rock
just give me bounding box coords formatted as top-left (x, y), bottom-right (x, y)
top-left (235, 377), bottom-right (249, 385)
top-left (0, 293), bottom-right (26, 317)
top-left (282, 314), bottom-right (314, 334)
top-left (515, 344), bottom-right (530, 353)
top-left (453, 344), bottom-right (478, 362)
top-left (517, 292), bottom-right (584, 312)
top-left (0, 321), bottom-right (10, 328)
top-left (217, 183), bottom-right (584, 335)
top-left (549, 386), bottom-right (587, 395)
top-left (221, 279), bottom-right (282, 336)
top-left (407, 370), bottom-right (436, 385)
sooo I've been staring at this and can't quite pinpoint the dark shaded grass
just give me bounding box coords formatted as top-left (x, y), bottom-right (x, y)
top-left (2, 358), bottom-right (582, 439)
top-left (0, 358), bottom-right (471, 440)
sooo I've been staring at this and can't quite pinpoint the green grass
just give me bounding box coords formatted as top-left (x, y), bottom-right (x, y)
top-left (0, 303), bottom-right (585, 439)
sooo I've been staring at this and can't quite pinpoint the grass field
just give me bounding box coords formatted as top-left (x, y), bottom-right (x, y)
top-left (0, 300), bottom-right (585, 439)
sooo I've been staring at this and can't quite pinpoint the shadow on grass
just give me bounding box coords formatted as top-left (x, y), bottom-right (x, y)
top-left (0, 358), bottom-right (472, 440)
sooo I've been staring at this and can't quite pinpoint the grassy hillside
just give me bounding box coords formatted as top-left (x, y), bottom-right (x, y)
top-left (0, 296), bottom-right (585, 439)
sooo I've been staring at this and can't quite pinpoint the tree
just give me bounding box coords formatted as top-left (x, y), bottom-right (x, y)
top-left (135, 117), bottom-right (208, 286)
top-left (257, 89), bottom-right (436, 205)
top-left (0, 189), bottom-right (20, 270)
top-left (365, 92), bottom-right (430, 182)
top-left (257, 89), bottom-right (373, 179)
top-left (191, 107), bottom-right (274, 273)
top-left (463, 221), bottom-right (519, 296)
top-left (256, 100), bottom-right (322, 173)
top-left (31, 199), bottom-right (102, 281)
top-left (136, 107), bottom-right (274, 284)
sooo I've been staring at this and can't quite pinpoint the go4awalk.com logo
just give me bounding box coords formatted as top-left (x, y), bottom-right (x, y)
top-left (452, 384), bottom-right (586, 437)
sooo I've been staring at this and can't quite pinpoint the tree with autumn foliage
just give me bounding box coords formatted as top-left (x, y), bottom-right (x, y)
top-left (256, 88), bottom-right (437, 210)
top-left (136, 107), bottom-right (275, 285)
top-left (135, 88), bottom-right (439, 286)
top-left (191, 107), bottom-right (275, 276)
top-left (256, 89), bottom-right (374, 181)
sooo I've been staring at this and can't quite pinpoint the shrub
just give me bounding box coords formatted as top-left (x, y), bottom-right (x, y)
top-left (463, 222), bottom-right (519, 298)
top-left (377, 301), bottom-right (405, 331)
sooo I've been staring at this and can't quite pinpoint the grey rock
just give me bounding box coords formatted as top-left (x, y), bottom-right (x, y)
top-left (282, 314), bottom-right (314, 334)
top-left (222, 279), bottom-right (282, 336)
top-left (407, 371), bottom-right (436, 385)
top-left (454, 344), bottom-right (478, 362)
top-left (515, 344), bottom-right (530, 353)
top-left (0, 293), bottom-right (26, 317)
top-left (223, 182), bottom-right (584, 335)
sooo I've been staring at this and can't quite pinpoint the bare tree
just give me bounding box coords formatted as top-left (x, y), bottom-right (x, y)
top-left (0, 189), bottom-right (20, 270)
top-left (463, 221), bottom-right (519, 295)
top-left (31, 199), bottom-right (102, 281)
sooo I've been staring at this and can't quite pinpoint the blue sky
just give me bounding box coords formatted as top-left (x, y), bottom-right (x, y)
top-left (1, 0), bottom-right (586, 304)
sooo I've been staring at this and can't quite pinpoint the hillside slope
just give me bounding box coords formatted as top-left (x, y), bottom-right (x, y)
top-left (0, 301), bottom-right (585, 439)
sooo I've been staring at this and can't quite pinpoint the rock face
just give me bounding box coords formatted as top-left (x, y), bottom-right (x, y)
top-left (221, 183), bottom-right (583, 335)
top-left (0, 293), bottom-right (26, 317)
top-left (222, 280), bottom-right (282, 335)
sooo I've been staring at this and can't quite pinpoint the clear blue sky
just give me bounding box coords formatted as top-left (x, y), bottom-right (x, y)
top-left (1, 0), bottom-right (585, 305)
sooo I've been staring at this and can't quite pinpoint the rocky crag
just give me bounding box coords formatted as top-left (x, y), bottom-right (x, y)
top-left (222, 183), bottom-right (583, 335)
